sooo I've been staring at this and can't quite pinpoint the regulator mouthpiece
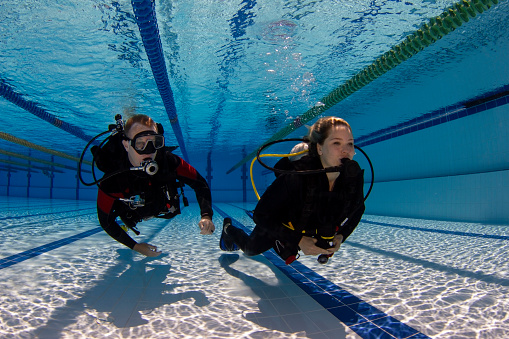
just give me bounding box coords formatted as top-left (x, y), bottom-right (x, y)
top-left (131, 160), bottom-right (159, 175)
top-left (317, 254), bottom-right (332, 264)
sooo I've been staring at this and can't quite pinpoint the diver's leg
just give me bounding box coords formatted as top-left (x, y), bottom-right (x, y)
top-left (219, 218), bottom-right (239, 251)
top-left (224, 219), bottom-right (273, 256)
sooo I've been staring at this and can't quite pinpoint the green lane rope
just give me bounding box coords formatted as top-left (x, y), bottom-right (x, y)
top-left (0, 158), bottom-right (64, 173)
top-left (0, 131), bottom-right (92, 166)
top-left (0, 149), bottom-right (89, 173)
top-left (227, 0), bottom-right (502, 174)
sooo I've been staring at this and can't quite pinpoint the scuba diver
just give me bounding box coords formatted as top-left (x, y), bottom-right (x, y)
top-left (220, 116), bottom-right (366, 265)
top-left (88, 114), bottom-right (215, 257)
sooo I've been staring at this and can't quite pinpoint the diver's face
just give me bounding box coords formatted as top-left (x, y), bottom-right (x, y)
top-left (122, 123), bottom-right (158, 167)
top-left (317, 125), bottom-right (355, 168)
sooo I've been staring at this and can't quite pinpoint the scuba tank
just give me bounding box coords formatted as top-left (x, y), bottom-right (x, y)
top-left (78, 115), bottom-right (187, 218)
top-left (255, 138), bottom-right (373, 265)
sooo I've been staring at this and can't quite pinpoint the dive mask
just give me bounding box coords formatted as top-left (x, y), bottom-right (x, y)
top-left (128, 130), bottom-right (165, 154)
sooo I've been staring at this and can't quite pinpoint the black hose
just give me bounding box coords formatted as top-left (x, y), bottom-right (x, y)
top-left (78, 130), bottom-right (110, 186)
top-left (256, 138), bottom-right (374, 201)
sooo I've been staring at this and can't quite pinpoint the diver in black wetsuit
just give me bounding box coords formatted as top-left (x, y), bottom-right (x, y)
top-left (220, 117), bottom-right (365, 264)
top-left (94, 114), bottom-right (215, 257)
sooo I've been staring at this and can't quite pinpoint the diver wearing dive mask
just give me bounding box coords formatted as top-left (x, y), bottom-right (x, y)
top-left (122, 123), bottom-right (164, 168)
top-left (126, 130), bottom-right (165, 155)
top-left (94, 114), bottom-right (215, 258)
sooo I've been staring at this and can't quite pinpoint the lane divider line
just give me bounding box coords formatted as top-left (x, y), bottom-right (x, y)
top-left (363, 220), bottom-right (509, 240)
top-left (0, 227), bottom-right (102, 270)
top-left (212, 204), bottom-right (429, 339)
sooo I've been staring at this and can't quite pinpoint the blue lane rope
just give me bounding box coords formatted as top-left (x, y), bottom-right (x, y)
top-left (0, 79), bottom-right (94, 142)
top-left (131, 0), bottom-right (189, 162)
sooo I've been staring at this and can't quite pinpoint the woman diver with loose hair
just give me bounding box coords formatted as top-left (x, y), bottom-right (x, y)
top-left (220, 116), bottom-right (365, 264)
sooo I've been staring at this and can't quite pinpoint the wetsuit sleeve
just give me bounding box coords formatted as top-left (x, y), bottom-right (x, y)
top-left (337, 169), bottom-right (365, 242)
top-left (97, 188), bottom-right (137, 249)
top-left (339, 202), bottom-right (365, 242)
top-left (171, 155), bottom-right (213, 218)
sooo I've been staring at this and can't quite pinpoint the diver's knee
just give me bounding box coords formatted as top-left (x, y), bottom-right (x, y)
top-left (243, 248), bottom-right (262, 257)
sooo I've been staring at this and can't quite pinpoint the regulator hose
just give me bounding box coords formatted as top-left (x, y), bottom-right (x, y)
top-left (251, 138), bottom-right (374, 201)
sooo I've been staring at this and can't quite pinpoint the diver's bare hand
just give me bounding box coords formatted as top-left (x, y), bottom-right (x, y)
top-left (133, 243), bottom-right (162, 257)
top-left (199, 217), bottom-right (215, 235)
top-left (298, 236), bottom-right (332, 256)
top-left (331, 234), bottom-right (344, 252)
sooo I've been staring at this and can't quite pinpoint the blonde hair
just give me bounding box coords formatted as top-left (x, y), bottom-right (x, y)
top-left (124, 114), bottom-right (157, 138)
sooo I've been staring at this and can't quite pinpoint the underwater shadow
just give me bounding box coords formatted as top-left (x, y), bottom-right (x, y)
top-left (33, 249), bottom-right (209, 338)
top-left (219, 253), bottom-right (347, 339)
top-left (347, 241), bottom-right (509, 286)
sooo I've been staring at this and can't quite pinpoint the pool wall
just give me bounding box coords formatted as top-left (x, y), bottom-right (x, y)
top-left (361, 92), bottom-right (509, 224)
top-left (0, 91), bottom-right (508, 224)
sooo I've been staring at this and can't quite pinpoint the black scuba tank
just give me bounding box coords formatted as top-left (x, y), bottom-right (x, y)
top-left (91, 132), bottom-right (128, 174)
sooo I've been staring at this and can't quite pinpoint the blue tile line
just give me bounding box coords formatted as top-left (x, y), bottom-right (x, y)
top-left (1, 211), bottom-right (97, 231)
top-left (0, 207), bottom-right (96, 221)
top-left (363, 220), bottom-right (509, 241)
top-left (0, 227), bottom-right (102, 270)
top-left (356, 86), bottom-right (509, 147)
top-left (213, 205), bottom-right (429, 339)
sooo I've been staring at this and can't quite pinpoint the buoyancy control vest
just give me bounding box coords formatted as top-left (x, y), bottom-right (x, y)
top-left (92, 133), bottom-right (184, 221)
top-left (301, 157), bottom-right (363, 234)
top-left (273, 155), bottom-right (365, 264)
top-left (91, 131), bottom-right (128, 174)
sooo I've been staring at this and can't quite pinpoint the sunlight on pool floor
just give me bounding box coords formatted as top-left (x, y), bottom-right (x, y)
top-left (1, 197), bottom-right (508, 338)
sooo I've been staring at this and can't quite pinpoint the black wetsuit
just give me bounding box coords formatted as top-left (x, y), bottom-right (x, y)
top-left (227, 156), bottom-right (365, 259)
top-left (96, 147), bottom-right (212, 249)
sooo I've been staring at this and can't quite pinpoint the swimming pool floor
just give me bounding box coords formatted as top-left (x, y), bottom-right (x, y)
top-left (0, 197), bottom-right (508, 338)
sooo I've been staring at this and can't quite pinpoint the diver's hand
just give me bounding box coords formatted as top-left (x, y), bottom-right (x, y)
top-left (199, 217), bottom-right (215, 235)
top-left (133, 243), bottom-right (162, 257)
top-left (298, 236), bottom-right (333, 256)
top-left (331, 234), bottom-right (344, 252)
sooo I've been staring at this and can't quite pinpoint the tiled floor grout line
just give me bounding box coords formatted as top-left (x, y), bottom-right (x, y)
top-left (0, 227), bottom-right (103, 269)
top-left (363, 219), bottom-right (509, 240)
top-left (1, 203), bottom-right (432, 338)
top-left (213, 204), bottom-right (431, 339)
